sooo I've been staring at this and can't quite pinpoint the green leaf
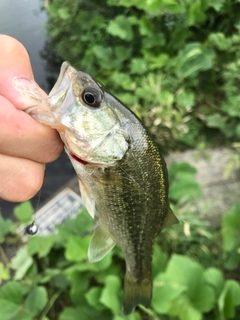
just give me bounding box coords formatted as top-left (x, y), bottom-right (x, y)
top-left (168, 162), bottom-right (197, 180)
top-left (187, 1), bottom-right (206, 26)
top-left (107, 15), bottom-right (133, 41)
top-left (68, 271), bottom-right (90, 305)
top-left (85, 287), bottom-right (104, 311)
top-left (0, 281), bottom-right (23, 304)
top-left (169, 295), bottom-right (202, 320)
top-left (175, 43), bottom-right (215, 78)
top-left (130, 58), bottom-right (148, 75)
top-left (162, 255), bottom-right (215, 312)
top-left (152, 245), bottom-right (168, 277)
top-left (58, 8), bottom-right (70, 20)
top-left (169, 180), bottom-right (201, 203)
top-left (0, 299), bottom-right (22, 320)
top-left (100, 275), bottom-right (121, 315)
top-left (0, 262), bottom-right (10, 283)
top-left (52, 273), bottom-right (70, 289)
top-left (206, 113), bottom-right (227, 131)
top-left (59, 306), bottom-right (111, 320)
top-left (59, 307), bottom-right (82, 320)
top-left (209, 32), bottom-right (231, 51)
top-left (65, 235), bottom-right (91, 261)
top-left (56, 209), bottom-right (92, 237)
top-left (222, 204), bottom-right (240, 251)
top-left (208, 0), bottom-right (225, 11)
top-left (152, 280), bottom-right (186, 313)
top-left (28, 234), bottom-right (55, 258)
top-left (11, 246), bottom-right (33, 280)
top-left (204, 268), bottom-right (224, 298)
top-left (176, 90), bottom-right (195, 109)
top-left (218, 280), bottom-right (240, 319)
top-left (0, 216), bottom-right (12, 243)
top-left (14, 201), bottom-right (34, 223)
top-left (25, 286), bottom-right (48, 317)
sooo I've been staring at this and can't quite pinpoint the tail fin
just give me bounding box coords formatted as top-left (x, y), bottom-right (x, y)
top-left (123, 272), bottom-right (152, 315)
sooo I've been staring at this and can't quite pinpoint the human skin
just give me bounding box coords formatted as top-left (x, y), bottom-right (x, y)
top-left (0, 35), bottom-right (63, 202)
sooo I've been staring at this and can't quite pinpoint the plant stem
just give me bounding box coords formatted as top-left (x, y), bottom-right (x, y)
top-left (39, 290), bottom-right (62, 320)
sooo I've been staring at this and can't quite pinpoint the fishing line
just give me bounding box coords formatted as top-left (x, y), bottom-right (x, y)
top-left (25, 189), bottom-right (42, 235)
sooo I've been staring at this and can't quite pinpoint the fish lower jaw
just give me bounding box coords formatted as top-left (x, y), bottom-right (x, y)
top-left (69, 152), bottom-right (89, 166)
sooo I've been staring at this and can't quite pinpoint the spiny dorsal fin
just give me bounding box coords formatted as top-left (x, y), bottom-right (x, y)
top-left (88, 221), bottom-right (116, 262)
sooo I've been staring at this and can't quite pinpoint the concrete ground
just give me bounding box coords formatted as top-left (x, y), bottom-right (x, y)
top-left (166, 147), bottom-right (240, 226)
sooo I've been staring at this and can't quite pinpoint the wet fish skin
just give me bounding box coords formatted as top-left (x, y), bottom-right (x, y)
top-left (13, 62), bottom-right (177, 315)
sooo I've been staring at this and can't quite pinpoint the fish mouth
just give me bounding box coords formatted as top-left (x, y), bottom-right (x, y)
top-left (69, 152), bottom-right (89, 166)
top-left (49, 61), bottom-right (76, 96)
top-left (64, 147), bottom-right (89, 166)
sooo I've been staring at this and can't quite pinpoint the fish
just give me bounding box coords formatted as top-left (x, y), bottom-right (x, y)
top-left (13, 62), bottom-right (177, 315)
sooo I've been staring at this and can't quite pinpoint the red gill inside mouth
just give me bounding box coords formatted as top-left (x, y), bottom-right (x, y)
top-left (69, 152), bottom-right (88, 165)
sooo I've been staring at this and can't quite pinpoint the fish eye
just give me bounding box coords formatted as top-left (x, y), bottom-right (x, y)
top-left (82, 87), bottom-right (102, 108)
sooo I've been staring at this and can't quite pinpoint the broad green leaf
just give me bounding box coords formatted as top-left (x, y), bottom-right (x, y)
top-left (57, 8), bottom-right (70, 20)
top-left (209, 33), bottom-right (231, 51)
top-left (168, 162), bottom-right (197, 180)
top-left (0, 281), bottom-right (23, 304)
top-left (69, 271), bottom-right (89, 305)
top-left (65, 235), bottom-right (91, 261)
top-left (0, 299), bottom-right (22, 320)
top-left (222, 204), bottom-right (240, 251)
top-left (85, 287), bottom-right (104, 311)
top-left (56, 209), bottom-right (92, 237)
top-left (0, 217), bottom-right (12, 243)
top-left (11, 246), bottom-right (33, 280)
top-left (187, 1), bottom-right (206, 26)
top-left (204, 268), bottom-right (224, 298)
top-left (169, 295), bottom-right (202, 320)
top-left (162, 255), bottom-right (215, 312)
top-left (14, 201), bottom-right (34, 223)
top-left (206, 113), bottom-right (226, 131)
top-left (175, 43), bottom-right (215, 78)
top-left (60, 306), bottom-right (111, 320)
top-left (176, 90), bottom-right (195, 108)
top-left (152, 281), bottom-right (186, 313)
top-left (52, 273), bottom-right (70, 289)
top-left (107, 15), bottom-right (133, 41)
top-left (130, 58), bottom-right (148, 75)
top-left (25, 286), bottom-right (48, 317)
top-left (152, 245), bottom-right (168, 277)
top-left (100, 275), bottom-right (121, 315)
top-left (59, 307), bottom-right (82, 320)
top-left (208, 0), bottom-right (225, 11)
top-left (218, 280), bottom-right (240, 319)
top-left (0, 262), bottom-right (10, 283)
top-left (169, 180), bottom-right (201, 203)
top-left (28, 234), bottom-right (55, 258)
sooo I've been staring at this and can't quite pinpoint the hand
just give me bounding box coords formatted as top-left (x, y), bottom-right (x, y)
top-left (0, 35), bottom-right (63, 202)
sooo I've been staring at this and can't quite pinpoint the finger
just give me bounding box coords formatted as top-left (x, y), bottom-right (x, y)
top-left (0, 153), bottom-right (45, 202)
top-left (0, 95), bottom-right (63, 163)
top-left (0, 35), bottom-right (46, 109)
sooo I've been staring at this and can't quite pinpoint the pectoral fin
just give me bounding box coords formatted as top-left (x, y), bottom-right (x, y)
top-left (88, 221), bottom-right (116, 262)
top-left (163, 207), bottom-right (178, 228)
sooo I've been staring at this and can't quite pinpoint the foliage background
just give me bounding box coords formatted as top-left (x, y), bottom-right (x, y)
top-left (2, 0), bottom-right (240, 319)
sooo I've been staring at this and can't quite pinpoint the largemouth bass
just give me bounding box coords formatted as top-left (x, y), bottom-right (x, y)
top-left (13, 62), bottom-right (177, 315)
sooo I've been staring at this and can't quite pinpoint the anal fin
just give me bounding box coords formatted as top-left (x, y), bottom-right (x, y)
top-left (163, 207), bottom-right (178, 228)
top-left (88, 221), bottom-right (116, 262)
